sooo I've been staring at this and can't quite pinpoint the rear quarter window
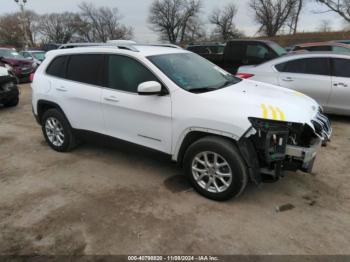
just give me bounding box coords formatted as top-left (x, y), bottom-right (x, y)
top-left (66, 54), bottom-right (105, 86)
top-left (46, 56), bottom-right (68, 78)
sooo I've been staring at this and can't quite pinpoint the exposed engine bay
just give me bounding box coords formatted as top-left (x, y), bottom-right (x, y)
top-left (239, 110), bottom-right (332, 183)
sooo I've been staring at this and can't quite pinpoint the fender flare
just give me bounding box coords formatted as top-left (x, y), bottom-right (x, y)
top-left (172, 127), bottom-right (241, 162)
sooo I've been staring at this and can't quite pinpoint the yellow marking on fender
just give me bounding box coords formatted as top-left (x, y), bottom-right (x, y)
top-left (269, 106), bottom-right (278, 120)
top-left (276, 108), bottom-right (286, 121)
top-left (294, 91), bottom-right (305, 97)
top-left (261, 104), bottom-right (268, 119)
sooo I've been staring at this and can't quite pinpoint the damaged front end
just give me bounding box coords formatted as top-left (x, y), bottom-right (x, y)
top-left (239, 110), bottom-right (332, 183)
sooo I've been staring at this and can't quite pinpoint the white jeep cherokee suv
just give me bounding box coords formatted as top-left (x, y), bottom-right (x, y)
top-left (32, 44), bottom-right (331, 201)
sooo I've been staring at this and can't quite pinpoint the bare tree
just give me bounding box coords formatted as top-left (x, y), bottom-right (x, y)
top-left (148, 0), bottom-right (202, 43)
top-left (318, 19), bottom-right (333, 32)
top-left (23, 10), bottom-right (40, 46)
top-left (78, 2), bottom-right (133, 42)
top-left (250, 0), bottom-right (298, 36)
top-left (183, 18), bottom-right (206, 43)
top-left (39, 12), bottom-right (77, 43)
top-left (0, 13), bottom-right (23, 47)
top-left (316, 0), bottom-right (350, 22)
top-left (0, 11), bottom-right (40, 47)
top-left (209, 3), bottom-right (241, 41)
top-left (287, 0), bottom-right (304, 34)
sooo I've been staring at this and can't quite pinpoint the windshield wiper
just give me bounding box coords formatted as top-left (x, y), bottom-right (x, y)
top-left (188, 87), bottom-right (218, 93)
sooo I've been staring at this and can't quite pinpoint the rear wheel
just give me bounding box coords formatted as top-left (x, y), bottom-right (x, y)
top-left (183, 136), bottom-right (248, 201)
top-left (41, 109), bottom-right (77, 152)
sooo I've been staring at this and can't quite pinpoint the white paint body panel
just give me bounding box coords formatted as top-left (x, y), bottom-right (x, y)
top-left (32, 46), bottom-right (320, 160)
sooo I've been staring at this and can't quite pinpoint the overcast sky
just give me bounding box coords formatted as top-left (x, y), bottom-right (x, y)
top-left (1, 0), bottom-right (345, 42)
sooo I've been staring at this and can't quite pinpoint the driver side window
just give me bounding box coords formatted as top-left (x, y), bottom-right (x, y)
top-left (108, 55), bottom-right (159, 93)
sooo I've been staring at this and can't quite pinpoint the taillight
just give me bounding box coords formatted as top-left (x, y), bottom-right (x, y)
top-left (236, 73), bottom-right (255, 79)
top-left (29, 73), bottom-right (35, 82)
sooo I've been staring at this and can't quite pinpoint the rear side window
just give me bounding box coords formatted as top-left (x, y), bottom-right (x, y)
top-left (108, 55), bottom-right (158, 93)
top-left (332, 58), bottom-right (350, 78)
top-left (66, 54), bottom-right (104, 86)
top-left (275, 58), bottom-right (330, 76)
top-left (46, 56), bottom-right (68, 78)
top-left (246, 44), bottom-right (270, 59)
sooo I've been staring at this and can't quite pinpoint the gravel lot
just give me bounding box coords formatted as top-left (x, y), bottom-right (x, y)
top-left (0, 84), bottom-right (350, 255)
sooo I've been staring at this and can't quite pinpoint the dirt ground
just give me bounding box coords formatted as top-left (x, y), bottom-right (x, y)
top-left (0, 84), bottom-right (350, 255)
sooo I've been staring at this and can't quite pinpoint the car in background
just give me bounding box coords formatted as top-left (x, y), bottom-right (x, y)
top-left (41, 43), bottom-right (61, 52)
top-left (290, 42), bottom-right (350, 53)
top-left (0, 48), bottom-right (35, 83)
top-left (237, 52), bottom-right (350, 116)
top-left (20, 50), bottom-right (46, 68)
top-left (0, 65), bottom-right (19, 107)
top-left (190, 40), bottom-right (286, 74)
top-left (187, 43), bottom-right (225, 64)
top-left (333, 40), bottom-right (350, 45)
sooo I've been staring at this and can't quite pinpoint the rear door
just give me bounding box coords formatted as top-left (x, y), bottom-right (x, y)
top-left (276, 58), bottom-right (332, 107)
top-left (50, 54), bottom-right (105, 133)
top-left (329, 58), bottom-right (350, 114)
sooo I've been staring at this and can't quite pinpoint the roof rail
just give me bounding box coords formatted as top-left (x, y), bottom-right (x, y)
top-left (58, 42), bottom-right (139, 52)
top-left (137, 43), bottom-right (182, 49)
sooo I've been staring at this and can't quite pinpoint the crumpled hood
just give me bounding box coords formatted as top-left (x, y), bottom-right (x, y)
top-left (200, 79), bottom-right (319, 131)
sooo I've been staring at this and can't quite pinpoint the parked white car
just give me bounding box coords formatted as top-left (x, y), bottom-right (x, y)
top-left (32, 44), bottom-right (331, 201)
top-left (237, 52), bottom-right (350, 116)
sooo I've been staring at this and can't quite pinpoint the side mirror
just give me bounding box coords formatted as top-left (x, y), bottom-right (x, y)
top-left (138, 81), bottom-right (162, 95)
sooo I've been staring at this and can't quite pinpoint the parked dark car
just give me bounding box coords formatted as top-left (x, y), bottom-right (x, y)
top-left (0, 48), bottom-right (35, 82)
top-left (187, 44), bottom-right (226, 64)
top-left (20, 50), bottom-right (46, 69)
top-left (188, 40), bottom-right (286, 74)
top-left (41, 43), bottom-right (61, 52)
top-left (0, 65), bottom-right (19, 107)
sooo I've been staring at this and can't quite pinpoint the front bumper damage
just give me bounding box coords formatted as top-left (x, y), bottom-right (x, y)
top-left (239, 111), bottom-right (332, 183)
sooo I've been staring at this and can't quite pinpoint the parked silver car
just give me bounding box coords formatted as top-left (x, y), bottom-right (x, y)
top-left (237, 52), bottom-right (350, 116)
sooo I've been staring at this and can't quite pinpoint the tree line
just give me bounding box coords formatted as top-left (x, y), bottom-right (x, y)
top-left (1, 0), bottom-right (350, 47)
top-left (0, 2), bottom-right (133, 47)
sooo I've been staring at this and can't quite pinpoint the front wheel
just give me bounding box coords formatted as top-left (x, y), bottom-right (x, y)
top-left (183, 136), bottom-right (248, 201)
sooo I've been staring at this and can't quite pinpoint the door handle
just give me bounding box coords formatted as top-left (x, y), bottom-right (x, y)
top-left (282, 77), bottom-right (294, 82)
top-left (104, 96), bottom-right (119, 103)
top-left (56, 87), bottom-right (67, 92)
top-left (334, 83), bottom-right (348, 87)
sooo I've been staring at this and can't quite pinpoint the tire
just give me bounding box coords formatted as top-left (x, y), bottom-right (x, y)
top-left (41, 109), bottom-right (77, 152)
top-left (183, 136), bottom-right (248, 201)
top-left (4, 97), bottom-right (19, 107)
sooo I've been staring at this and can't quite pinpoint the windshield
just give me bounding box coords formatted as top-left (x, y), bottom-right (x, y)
top-left (32, 52), bottom-right (46, 60)
top-left (148, 53), bottom-right (241, 92)
top-left (269, 42), bottom-right (287, 56)
top-left (0, 49), bottom-right (24, 59)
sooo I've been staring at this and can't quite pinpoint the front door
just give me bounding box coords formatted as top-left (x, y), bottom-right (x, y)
top-left (277, 57), bottom-right (332, 107)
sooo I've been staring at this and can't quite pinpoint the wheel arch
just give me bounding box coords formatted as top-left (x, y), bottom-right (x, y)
top-left (37, 100), bottom-right (68, 124)
top-left (173, 127), bottom-right (240, 164)
top-left (174, 128), bottom-right (262, 185)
